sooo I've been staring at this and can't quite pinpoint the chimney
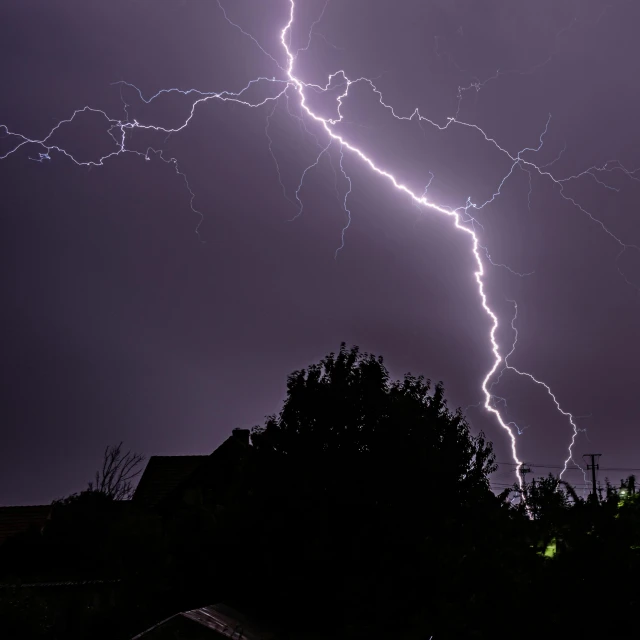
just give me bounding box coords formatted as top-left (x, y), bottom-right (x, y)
top-left (232, 428), bottom-right (251, 447)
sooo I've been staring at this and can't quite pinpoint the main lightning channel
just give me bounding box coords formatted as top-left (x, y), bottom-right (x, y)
top-left (278, 0), bottom-right (525, 482)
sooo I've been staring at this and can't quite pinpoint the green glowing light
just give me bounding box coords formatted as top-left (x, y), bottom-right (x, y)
top-left (540, 539), bottom-right (557, 558)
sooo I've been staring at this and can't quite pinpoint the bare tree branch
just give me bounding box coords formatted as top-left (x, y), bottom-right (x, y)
top-left (88, 442), bottom-right (145, 500)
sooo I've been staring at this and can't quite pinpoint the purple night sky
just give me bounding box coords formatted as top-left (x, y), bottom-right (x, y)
top-left (1, 0), bottom-right (639, 505)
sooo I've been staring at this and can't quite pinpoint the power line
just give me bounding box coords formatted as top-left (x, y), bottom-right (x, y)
top-left (496, 462), bottom-right (640, 472)
top-left (491, 483), bottom-right (596, 489)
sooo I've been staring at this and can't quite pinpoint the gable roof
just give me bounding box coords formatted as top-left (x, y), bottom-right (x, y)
top-left (132, 456), bottom-right (208, 507)
top-left (0, 505), bottom-right (51, 546)
top-left (132, 430), bottom-right (252, 508)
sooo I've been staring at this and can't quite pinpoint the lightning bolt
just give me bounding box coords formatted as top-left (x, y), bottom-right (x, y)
top-left (333, 144), bottom-right (353, 259)
top-left (292, 137), bottom-right (333, 222)
top-left (2, 1), bottom-right (638, 490)
top-left (436, 4), bottom-right (612, 122)
top-left (493, 301), bottom-right (589, 483)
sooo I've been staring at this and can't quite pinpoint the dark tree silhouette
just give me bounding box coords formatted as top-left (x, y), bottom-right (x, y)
top-left (251, 343), bottom-right (496, 496)
top-left (230, 344), bottom-right (503, 636)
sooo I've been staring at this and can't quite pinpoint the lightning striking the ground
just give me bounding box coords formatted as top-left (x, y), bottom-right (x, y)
top-left (493, 301), bottom-right (589, 482)
top-left (1, 0), bottom-right (638, 489)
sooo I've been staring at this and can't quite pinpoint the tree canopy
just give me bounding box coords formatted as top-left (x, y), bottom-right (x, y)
top-left (235, 344), bottom-right (504, 634)
top-left (251, 343), bottom-right (496, 507)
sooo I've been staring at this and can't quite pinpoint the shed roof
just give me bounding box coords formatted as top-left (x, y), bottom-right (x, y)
top-left (182, 604), bottom-right (273, 640)
top-left (131, 603), bottom-right (274, 639)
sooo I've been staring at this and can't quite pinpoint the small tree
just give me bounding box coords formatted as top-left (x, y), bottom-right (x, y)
top-left (88, 442), bottom-right (145, 500)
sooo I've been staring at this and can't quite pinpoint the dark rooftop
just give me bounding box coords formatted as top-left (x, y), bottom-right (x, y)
top-left (132, 430), bottom-right (252, 508)
top-left (0, 579), bottom-right (121, 589)
top-left (0, 505), bottom-right (51, 545)
top-left (132, 455), bottom-right (208, 507)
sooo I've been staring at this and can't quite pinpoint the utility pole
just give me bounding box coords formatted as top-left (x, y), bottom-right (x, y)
top-left (583, 453), bottom-right (602, 501)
